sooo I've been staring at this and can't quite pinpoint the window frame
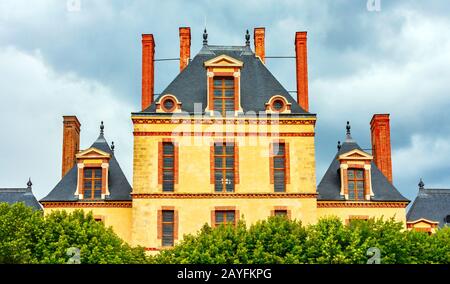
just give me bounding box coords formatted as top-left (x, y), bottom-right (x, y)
top-left (82, 167), bottom-right (103, 200)
top-left (270, 142), bottom-right (290, 192)
top-left (214, 210), bottom-right (236, 227)
top-left (347, 168), bottom-right (365, 200)
top-left (212, 76), bottom-right (235, 116)
top-left (212, 142), bottom-right (237, 192)
top-left (161, 210), bottom-right (175, 247)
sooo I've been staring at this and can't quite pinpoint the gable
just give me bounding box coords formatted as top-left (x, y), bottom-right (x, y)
top-left (204, 54), bottom-right (243, 68)
top-left (76, 147), bottom-right (111, 159)
top-left (338, 149), bottom-right (372, 161)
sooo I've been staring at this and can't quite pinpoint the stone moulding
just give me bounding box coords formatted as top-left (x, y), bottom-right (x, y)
top-left (131, 193), bottom-right (317, 199)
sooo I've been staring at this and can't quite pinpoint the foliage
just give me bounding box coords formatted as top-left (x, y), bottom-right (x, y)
top-left (0, 203), bottom-right (148, 264)
top-left (152, 216), bottom-right (450, 264)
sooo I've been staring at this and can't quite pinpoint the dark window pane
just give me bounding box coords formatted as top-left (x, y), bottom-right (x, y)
top-left (162, 211), bottom-right (174, 222)
top-left (356, 170), bottom-right (364, 179)
top-left (273, 100), bottom-right (284, 111)
top-left (94, 190), bottom-right (102, 199)
top-left (226, 212), bottom-right (235, 223)
top-left (274, 182), bottom-right (285, 192)
top-left (225, 146), bottom-right (234, 155)
top-left (94, 180), bottom-right (102, 189)
top-left (357, 181), bottom-right (364, 190)
top-left (163, 157), bottom-right (174, 168)
top-left (273, 144), bottom-right (285, 155)
top-left (357, 190), bottom-right (364, 200)
top-left (348, 181), bottom-right (355, 190)
top-left (349, 190), bottom-right (355, 199)
top-left (163, 99), bottom-right (174, 110)
top-left (225, 157), bottom-right (234, 168)
top-left (215, 212), bottom-right (224, 223)
top-left (274, 157), bottom-right (285, 169)
top-left (348, 170), bottom-right (354, 179)
top-left (224, 89), bottom-right (234, 97)
top-left (94, 169), bottom-right (102, 178)
top-left (214, 145), bottom-right (224, 154)
top-left (84, 190), bottom-right (92, 198)
top-left (274, 210), bottom-right (287, 216)
top-left (214, 157), bottom-right (223, 168)
top-left (84, 169), bottom-right (92, 178)
top-left (162, 182), bottom-right (174, 192)
top-left (224, 79), bottom-right (234, 87)
top-left (163, 143), bottom-right (174, 154)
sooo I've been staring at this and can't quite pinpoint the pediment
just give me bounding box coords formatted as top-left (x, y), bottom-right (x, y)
top-left (76, 147), bottom-right (111, 159)
top-left (204, 54), bottom-right (243, 68)
top-left (338, 149), bottom-right (372, 161)
top-left (407, 218), bottom-right (439, 226)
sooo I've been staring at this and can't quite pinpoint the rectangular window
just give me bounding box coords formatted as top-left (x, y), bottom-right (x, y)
top-left (215, 210), bottom-right (236, 227)
top-left (214, 142), bottom-right (235, 192)
top-left (213, 77), bottom-right (235, 116)
top-left (161, 210), bottom-right (175, 247)
top-left (347, 169), bottom-right (365, 200)
top-left (272, 143), bottom-right (286, 192)
top-left (274, 210), bottom-right (288, 217)
top-left (162, 142), bottom-right (175, 192)
top-left (83, 168), bottom-right (102, 199)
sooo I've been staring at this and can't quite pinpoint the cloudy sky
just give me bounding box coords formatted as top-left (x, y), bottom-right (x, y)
top-left (1, 0), bottom-right (449, 203)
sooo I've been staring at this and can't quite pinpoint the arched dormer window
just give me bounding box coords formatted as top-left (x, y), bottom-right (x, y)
top-left (265, 95), bottom-right (291, 114)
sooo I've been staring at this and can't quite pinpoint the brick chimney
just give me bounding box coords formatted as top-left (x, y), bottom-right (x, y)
top-left (254, 27), bottom-right (265, 63)
top-left (142, 34), bottom-right (155, 110)
top-left (62, 116), bottom-right (80, 178)
top-left (370, 114), bottom-right (393, 183)
top-left (295, 31), bottom-right (309, 112)
top-left (179, 27), bottom-right (191, 71)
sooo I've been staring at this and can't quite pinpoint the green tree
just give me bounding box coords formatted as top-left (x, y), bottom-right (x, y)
top-left (0, 203), bottom-right (148, 264)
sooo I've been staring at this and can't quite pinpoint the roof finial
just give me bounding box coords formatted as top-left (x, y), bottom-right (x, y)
top-left (337, 141), bottom-right (341, 151)
top-left (345, 121), bottom-right (353, 140)
top-left (111, 141), bottom-right (115, 153)
top-left (100, 121), bottom-right (104, 135)
top-left (245, 29), bottom-right (250, 46)
top-left (203, 28), bottom-right (208, 46)
top-left (27, 177), bottom-right (32, 189)
top-left (418, 178), bottom-right (425, 190)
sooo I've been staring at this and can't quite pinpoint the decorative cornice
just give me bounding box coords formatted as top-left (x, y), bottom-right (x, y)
top-left (132, 118), bottom-right (316, 126)
top-left (133, 131), bottom-right (315, 137)
top-left (132, 193), bottom-right (317, 199)
top-left (317, 201), bottom-right (408, 208)
top-left (40, 201), bottom-right (132, 208)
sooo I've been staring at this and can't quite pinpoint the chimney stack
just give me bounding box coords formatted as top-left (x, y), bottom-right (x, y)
top-left (142, 34), bottom-right (155, 111)
top-left (62, 116), bottom-right (80, 178)
top-left (254, 27), bottom-right (265, 63)
top-left (295, 31), bottom-right (309, 112)
top-left (179, 27), bottom-right (191, 71)
top-left (370, 114), bottom-right (393, 183)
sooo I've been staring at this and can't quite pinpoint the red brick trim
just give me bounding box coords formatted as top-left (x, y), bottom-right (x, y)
top-left (317, 201), bottom-right (408, 208)
top-left (132, 193), bottom-right (317, 199)
top-left (134, 131), bottom-right (314, 137)
top-left (40, 201), bottom-right (132, 208)
top-left (132, 118), bottom-right (316, 126)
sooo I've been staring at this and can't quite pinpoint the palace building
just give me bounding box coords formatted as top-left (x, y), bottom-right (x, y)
top-left (39, 27), bottom-right (415, 251)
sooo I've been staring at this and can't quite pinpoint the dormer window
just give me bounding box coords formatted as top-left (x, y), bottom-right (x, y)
top-left (338, 149), bottom-right (374, 201)
top-left (347, 169), bottom-right (365, 200)
top-left (204, 55), bottom-right (243, 116)
top-left (213, 77), bottom-right (235, 116)
top-left (83, 168), bottom-right (103, 199)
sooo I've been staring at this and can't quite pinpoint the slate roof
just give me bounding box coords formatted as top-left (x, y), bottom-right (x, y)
top-left (407, 187), bottom-right (450, 227)
top-left (41, 133), bottom-right (132, 202)
top-left (136, 45), bottom-right (313, 116)
top-left (317, 136), bottom-right (408, 202)
top-left (0, 182), bottom-right (42, 210)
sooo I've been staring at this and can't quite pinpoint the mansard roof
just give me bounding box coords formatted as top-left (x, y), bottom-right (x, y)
top-left (407, 186), bottom-right (450, 227)
top-left (137, 45), bottom-right (312, 115)
top-left (0, 181), bottom-right (42, 210)
top-left (41, 133), bottom-right (132, 202)
top-left (317, 137), bottom-right (408, 202)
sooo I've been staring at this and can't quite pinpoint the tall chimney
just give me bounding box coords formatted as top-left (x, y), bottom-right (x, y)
top-left (370, 114), bottom-right (393, 183)
top-left (142, 34), bottom-right (155, 111)
top-left (62, 116), bottom-right (80, 178)
top-left (295, 31), bottom-right (309, 112)
top-left (254, 27), bottom-right (265, 63)
top-left (179, 27), bottom-right (191, 71)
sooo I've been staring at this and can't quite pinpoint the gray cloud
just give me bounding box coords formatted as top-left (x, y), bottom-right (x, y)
top-left (0, 0), bottom-right (449, 202)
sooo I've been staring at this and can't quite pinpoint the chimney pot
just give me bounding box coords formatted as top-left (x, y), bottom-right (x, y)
top-left (370, 114), bottom-right (393, 183)
top-left (295, 31), bottom-right (309, 112)
top-left (179, 27), bottom-right (191, 71)
top-left (142, 34), bottom-right (155, 111)
top-left (254, 27), bottom-right (265, 63)
top-left (62, 116), bottom-right (80, 178)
